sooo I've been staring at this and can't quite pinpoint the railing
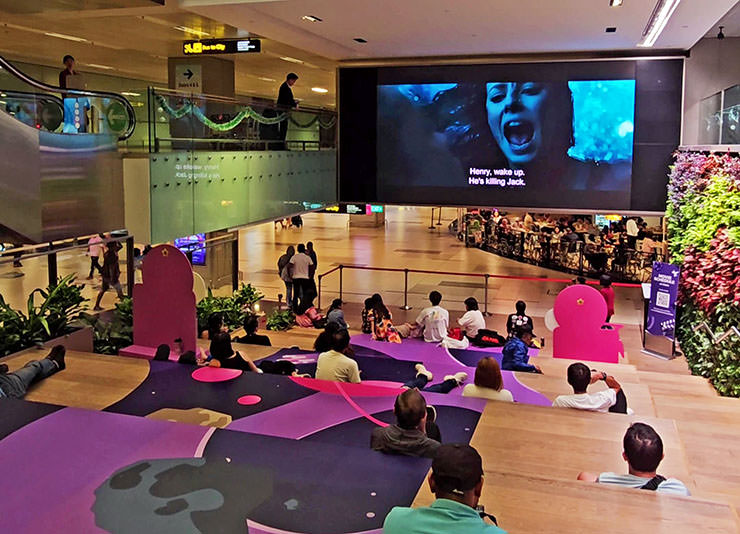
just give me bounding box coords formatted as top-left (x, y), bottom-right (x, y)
top-left (456, 221), bottom-right (663, 284)
top-left (316, 264), bottom-right (641, 313)
top-left (0, 55), bottom-right (137, 140)
top-left (148, 87), bottom-right (337, 153)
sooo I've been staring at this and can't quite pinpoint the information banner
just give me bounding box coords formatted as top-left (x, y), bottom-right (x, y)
top-left (646, 262), bottom-right (680, 340)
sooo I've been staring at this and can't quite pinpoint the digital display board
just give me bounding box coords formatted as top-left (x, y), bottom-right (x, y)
top-left (183, 39), bottom-right (261, 55)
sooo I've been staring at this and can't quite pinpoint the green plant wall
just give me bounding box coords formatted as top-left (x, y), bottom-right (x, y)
top-left (668, 152), bottom-right (740, 397)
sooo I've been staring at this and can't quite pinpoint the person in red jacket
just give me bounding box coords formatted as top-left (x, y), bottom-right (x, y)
top-left (599, 274), bottom-right (615, 322)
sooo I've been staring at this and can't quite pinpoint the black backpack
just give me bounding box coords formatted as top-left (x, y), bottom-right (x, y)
top-left (640, 475), bottom-right (666, 491)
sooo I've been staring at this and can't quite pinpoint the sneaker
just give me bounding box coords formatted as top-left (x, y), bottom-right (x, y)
top-left (45, 345), bottom-right (66, 371)
top-left (444, 372), bottom-right (468, 386)
top-left (415, 363), bottom-right (433, 382)
top-left (426, 405), bottom-right (437, 423)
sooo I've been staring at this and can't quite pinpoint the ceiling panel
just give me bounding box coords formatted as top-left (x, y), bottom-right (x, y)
top-left (0, 2), bottom-right (336, 106)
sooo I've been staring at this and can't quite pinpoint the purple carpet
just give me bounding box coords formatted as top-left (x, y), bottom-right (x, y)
top-left (0, 407), bottom-right (209, 533)
top-left (350, 335), bottom-right (550, 407)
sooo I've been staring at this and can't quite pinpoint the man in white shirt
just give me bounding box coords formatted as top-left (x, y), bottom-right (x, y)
top-left (415, 291), bottom-right (450, 343)
top-left (458, 297), bottom-right (486, 339)
top-left (625, 217), bottom-right (639, 249)
top-left (315, 329), bottom-right (361, 383)
top-left (289, 243), bottom-right (314, 313)
top-left (577, 422), bottom-right (690, 496)
top-left (552, 362), bottom-right (629, 414)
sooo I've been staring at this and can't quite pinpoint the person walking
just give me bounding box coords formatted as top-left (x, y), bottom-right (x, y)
top-left (93, 241), bottom-right (125, 310)
top-left (86, 233), bottom-right (104, 279)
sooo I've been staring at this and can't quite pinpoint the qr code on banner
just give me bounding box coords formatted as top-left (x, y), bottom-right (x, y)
top-left (656, 291), bottom-right (670, 308)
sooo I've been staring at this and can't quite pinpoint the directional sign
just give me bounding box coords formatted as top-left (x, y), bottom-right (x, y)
top-left (183, 38), bottom-right (262, 55)
top-left (174, 64), bottom-right (202, 92)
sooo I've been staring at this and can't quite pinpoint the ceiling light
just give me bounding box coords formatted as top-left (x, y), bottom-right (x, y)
top-left (280, 56), bottom-right (304, 64)
top-left (353, 38), bottom-right (368, 43)
top-left (302, 15), bottom-right (323, 23)
top-left (609, 0), bottom-right (624, 6)
top-left (121, 91), bottom-right (141, 97)
top-left (85, 63), bottom-right (114, 70)
top-left (311, 87), bottom-right (329, 94)
top-left (637, 0), bottom-right (681, 47)
top-left (173, 25), bottom-right (212, 38)
top-left (44, 32), bottom-right (88, 42)
top-left (257, 76), bottom-right (276, 82)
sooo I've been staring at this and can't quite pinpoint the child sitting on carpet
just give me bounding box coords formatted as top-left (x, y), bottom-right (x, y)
top-left (369, 294), bottom-right (401, 343)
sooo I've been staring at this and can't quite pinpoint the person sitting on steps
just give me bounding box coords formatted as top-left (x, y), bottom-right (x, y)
top-left (237, 315), bottom-right (272, 347)
top-left (501, 325), bottom-right (542, 373)
top-left (577, 422), bottom-right (690, 495)
top-left (382, 443), bottom-right (507, 533)
top-left (0, 345), bottom-right (67, 399)
top-left (552, 362), bottom-right (631, 414)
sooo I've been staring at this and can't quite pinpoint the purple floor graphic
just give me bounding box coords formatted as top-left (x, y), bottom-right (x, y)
top-left (0, 400), bottom-right (451, 534)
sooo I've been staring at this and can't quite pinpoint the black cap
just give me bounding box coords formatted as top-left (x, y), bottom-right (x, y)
top-left (432, 444), bottom-right (483, 495)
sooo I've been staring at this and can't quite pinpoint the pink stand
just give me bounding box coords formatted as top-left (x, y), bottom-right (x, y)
top-left (120, 244), bottom-right (197, 360)
top-left (553, 285), bottom-right (624, 364)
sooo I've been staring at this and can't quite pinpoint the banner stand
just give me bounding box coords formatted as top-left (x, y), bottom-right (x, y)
top-left (641, 262), bottom-right (681, 360)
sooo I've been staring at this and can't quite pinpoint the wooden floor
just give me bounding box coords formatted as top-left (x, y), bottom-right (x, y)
top-left (2, 207), bottom-right (740, 532)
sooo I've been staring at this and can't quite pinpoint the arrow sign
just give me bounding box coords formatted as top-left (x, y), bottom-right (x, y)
top-left (184, 68), bottom-right (194, 80)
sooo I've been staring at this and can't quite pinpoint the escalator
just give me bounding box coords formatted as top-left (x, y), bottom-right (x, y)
top-left (0, 56), bottom-right (136, 243)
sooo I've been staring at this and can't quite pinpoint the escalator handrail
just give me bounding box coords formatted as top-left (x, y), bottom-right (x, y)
top-left (0, 55), bottom-right (136, 140)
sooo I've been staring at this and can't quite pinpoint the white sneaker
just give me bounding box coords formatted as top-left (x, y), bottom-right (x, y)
top-left (444, 372), bottom-right (468, 385)
top-left (415, 363), bottom-right (433, 381)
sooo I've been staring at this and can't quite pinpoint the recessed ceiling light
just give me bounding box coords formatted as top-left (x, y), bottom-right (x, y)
top-left (280, 56), bottom-right (304, 64)
top-left (609, 0), bottom-right (623, 6)
top-left (606, 27), bottom-right (617, 33)
top-left (258, 76), bottom-right (276, 82)
top-left (302, 15), bottom-right (323, 23)
top-left (44, 32), bottom-right (88, 42)
top-left (173, 25), bottom-right (212, 38)
top-left (638, 0), bottom-right (682, 47)
top-left (353, 37), bottom-right (368, 43)
top-left (85, 63), bottom-right (114, 70)
top-left (311, 87), bottom-right (329, 94)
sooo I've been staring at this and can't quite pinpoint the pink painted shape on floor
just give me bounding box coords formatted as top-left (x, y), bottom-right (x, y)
top-left (237, 394), bottom-right (262, 406)
top-left (334, 382), bottom-right (389, 428)
top-left (289, 376), bottom-right (405, 397)
top-left (191, 367), bottom-right (242, 383)
top-left (132, 244), bottom-right (197, 356)
top-left (552, 284), bottom-right (625, 364)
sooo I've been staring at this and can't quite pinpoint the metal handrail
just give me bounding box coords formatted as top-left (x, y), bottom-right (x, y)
top-left (0, 55), bottom-right (137, 140)
top-left (317, 264), bottom-right (641, 312)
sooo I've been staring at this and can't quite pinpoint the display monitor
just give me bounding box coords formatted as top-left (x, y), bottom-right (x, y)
top-left (174, 234), bottom-right (206, 265)
top-left (339, 59), bottom-right (683, 213)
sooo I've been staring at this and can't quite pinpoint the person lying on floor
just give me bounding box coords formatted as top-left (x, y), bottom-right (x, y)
top-left (577, 422), bottom-right (689, 495)
top-left (295, 298), bottom-right (326, 329)
top-left (316, 329), bottom-right (467, 391)
top-left (382, 443), bottom-right (507, 533)
top-left (236, 315), bottom-right (272, 346)
top-left (371, 388), bottom-right (443, 458)
top-left (553, 362), bottom-right (630, 414)
top-left (0, 345), bottom-right (66, 399)
top-left (501, 325), bottom-right (542, 374)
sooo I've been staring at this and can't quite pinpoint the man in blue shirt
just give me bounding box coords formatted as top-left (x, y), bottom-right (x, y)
top-left (501, 325), bottom-right (542, 373)
top-left (382, 443), bottom-right (507, 534)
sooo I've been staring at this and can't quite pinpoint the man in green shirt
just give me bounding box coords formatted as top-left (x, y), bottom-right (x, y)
top-left (382, 444), bottom-right (507, 534)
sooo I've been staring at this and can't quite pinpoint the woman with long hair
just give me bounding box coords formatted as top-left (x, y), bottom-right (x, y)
top-left (370, 293), bottom-right (401, 343)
